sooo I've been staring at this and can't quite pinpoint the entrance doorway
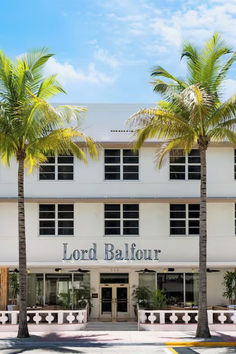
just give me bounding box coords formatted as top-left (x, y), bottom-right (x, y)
top-left (100, 284), bottom-right (129, 321)
top-left (99, 273), bottom-right (129, 321)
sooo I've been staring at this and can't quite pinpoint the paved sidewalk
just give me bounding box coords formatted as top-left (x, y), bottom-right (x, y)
top-left (0, 329), bottom-right (236, 352)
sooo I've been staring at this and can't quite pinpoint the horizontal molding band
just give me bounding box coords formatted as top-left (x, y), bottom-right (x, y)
top-left (78, 141), bottom-right (236, 148)
top-left (1, 261), bottom-right (236, 268)
top-left (0, 197), bottom-right (236, 203)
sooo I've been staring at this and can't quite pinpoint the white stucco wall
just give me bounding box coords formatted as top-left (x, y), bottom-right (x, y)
top-left (0, 115), bottom-right (235, 309)
top-left (0, 146), bottom-right (235, 198)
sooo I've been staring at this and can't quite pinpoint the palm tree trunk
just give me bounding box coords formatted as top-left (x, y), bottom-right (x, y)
top-left (196, 146), bottom-right (211, 338)
top-left (17, 156), bottom-right (29, 338)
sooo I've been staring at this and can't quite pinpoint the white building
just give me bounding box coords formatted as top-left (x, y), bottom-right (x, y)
top-left (0, 103), bottom-right (235, 320)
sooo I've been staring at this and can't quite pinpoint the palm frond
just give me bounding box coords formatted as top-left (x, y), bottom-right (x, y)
top-left (25, 128), bottom-right (98, 171)
top-left (181, 42), bottom-right (201, 84)
top-left (209, 126), bottom-right (236, 144)
top-left (151, 66), bottom-right (186, 90)
top-left (213, 52), bottom-right (236, 90)
top-left (37, 75), bottom-right (66, 99)
top-left (209, 93), bottom-right (236, 127)
top-left (156, 134), bottom-right (196, 167)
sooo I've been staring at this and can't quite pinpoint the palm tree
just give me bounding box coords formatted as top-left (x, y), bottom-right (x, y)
top-left (0, 49), bottom-right (98, 338)
top-left (128, 33), bottom-right (236, 338)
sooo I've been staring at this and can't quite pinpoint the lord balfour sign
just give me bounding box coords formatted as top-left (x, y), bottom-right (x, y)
top-left (63, 243), bottom-right (161, 261)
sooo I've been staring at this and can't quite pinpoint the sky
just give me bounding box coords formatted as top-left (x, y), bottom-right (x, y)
top-left (1, 0), bottom-right (236, 103)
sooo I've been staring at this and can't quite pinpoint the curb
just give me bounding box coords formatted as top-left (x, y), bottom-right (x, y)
top-left (166, 341), bottom-right (236, 348)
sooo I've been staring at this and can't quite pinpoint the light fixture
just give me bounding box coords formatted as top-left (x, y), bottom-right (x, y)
top-left (55, 268), bottom-right (62, 273)
top-left (168, 268), bottom-right (175, 272)
top-left (27, 269), bottom-right (31, 274)
top-left (163, 268), bottom-right (167, 273)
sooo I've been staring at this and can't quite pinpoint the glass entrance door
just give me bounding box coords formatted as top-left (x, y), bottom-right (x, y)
top-left (100, 284), bottom-right (129, 321)
top-left (116, 286), bottom-right (128, 320)
top-left (101, 287), bottom-right (113, 319)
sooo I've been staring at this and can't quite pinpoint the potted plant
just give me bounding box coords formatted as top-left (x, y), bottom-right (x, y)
top-left (73, 285), bottom-right (92, 314)
top-left (151, 289), bottom-right (167, 310)
top-left (132, 286), bottom-right (152, 317)
top-left (8, 272), bottom-right (19, 309)
top-left (223, 271), bottom-right (236, 305)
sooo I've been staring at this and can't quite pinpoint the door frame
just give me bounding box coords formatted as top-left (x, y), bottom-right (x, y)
top-left (99, 283), bottom-right (130, 321)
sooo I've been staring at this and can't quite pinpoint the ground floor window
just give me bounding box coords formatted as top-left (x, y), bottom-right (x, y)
top-left (139, 272), bottom-right (156, 292)
top-left (157, 273), bottom-right (199, 306)
top-left (26, 272), bottom-right (90, 309)
top-left (100, 273), bottom-right (129, 284)
top-left (27, 274), bottom-right (44, 307)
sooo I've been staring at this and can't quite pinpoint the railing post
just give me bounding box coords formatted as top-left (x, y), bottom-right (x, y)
top-left (11, 312), bottom-right (17, 324)
top-left (160, 311), bottom-right (165, 324)
top-left (58, 311), bottom-right (63, 324)
top-left (208, 310), bottom-right (213, 324)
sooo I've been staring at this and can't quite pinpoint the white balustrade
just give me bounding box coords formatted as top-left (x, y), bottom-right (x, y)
top-left (0, 310), bottom-right (87, 326)
top-left (138, 309), bottom-right (236, 328)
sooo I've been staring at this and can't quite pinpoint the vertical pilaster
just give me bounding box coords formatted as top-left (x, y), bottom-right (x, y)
top-left (0, 268), bottom-right (9, 310)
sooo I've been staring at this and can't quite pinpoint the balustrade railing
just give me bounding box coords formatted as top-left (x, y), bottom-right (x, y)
top-left (138, 309), bottom-right (236, 330)
top-left (0, 310), bottom-right (87, 326)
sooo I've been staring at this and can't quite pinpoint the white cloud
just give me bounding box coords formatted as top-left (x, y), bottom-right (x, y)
top-left (44, 57), bottom-right (114, 85)
top-left (222, 79), bottom-right (236, 101)
top-left (103, 0), bottom-right (236, 55)
top-left (94, 48), bottom-right (120, 69)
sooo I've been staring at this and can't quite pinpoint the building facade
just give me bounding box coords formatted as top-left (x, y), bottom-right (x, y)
top-left (0, 103), bottom-right (236, 320)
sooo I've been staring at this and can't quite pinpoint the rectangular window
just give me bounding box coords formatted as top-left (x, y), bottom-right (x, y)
top-left (104, 149), bottom-right (139, 180)
top-left (157, 273), bottom-right (199, 306)
top-left (170, 149), bottom-right (201, 180)
top-left (39, 155), bottom-right (74, 181)
top-left (170, 204), bottom-right (200, 236)
top-left (100, 273), bottom-right (129, 284)
top-left (104, 204), bottom-right (139, 236)
top-left (188, 150), bottom-right (201, 179)
top-left (157, 273), bottom-right (184, 305)
top-left (39, 204), bottom-right (74, 236)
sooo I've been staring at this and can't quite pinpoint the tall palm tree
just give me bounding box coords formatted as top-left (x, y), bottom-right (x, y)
top-left (128, 33), bottom-right (236, 338)
top-left (0, 49), bottom-right (98, 338)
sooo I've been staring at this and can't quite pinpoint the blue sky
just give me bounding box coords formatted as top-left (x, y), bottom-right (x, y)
top-left (1, 0), bottom-right (236, 103)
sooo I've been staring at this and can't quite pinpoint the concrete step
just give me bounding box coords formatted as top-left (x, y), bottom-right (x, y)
top-left (86, 321), bottom-right (138, 331)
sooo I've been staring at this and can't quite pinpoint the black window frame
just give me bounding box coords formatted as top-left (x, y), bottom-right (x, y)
top-left (104, 149), bottom-right (139, 181)
top-left (104, 204), bottom-right (139, 236)
top-left (39, 204), bottom-right (74, 236)
top-left (169, 149), bottom-right (201, 180)
top-left (170, 204), bottom-right (200, 236)
top-left (39, 155), bottom-right (74, 181)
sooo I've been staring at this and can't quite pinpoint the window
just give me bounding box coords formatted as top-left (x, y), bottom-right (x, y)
top-left (157, 273), bottom-right (199, 306)
top-left (104, 204), bottom-right (139, 236)
top-left (39, 155), bottom-right (74, 180)
top-left (139, 272), bottom-right (155, 292)
top-left (169, 149), bottom-right (201, 180)
top-left (100, 273), bottom-right (129, 284)
top-left (39, 204), bottom-right (74, 236)
top-left (104, 149), bottom-right (139, 180)
top-left (170, 204), bottom-right (200, 236)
